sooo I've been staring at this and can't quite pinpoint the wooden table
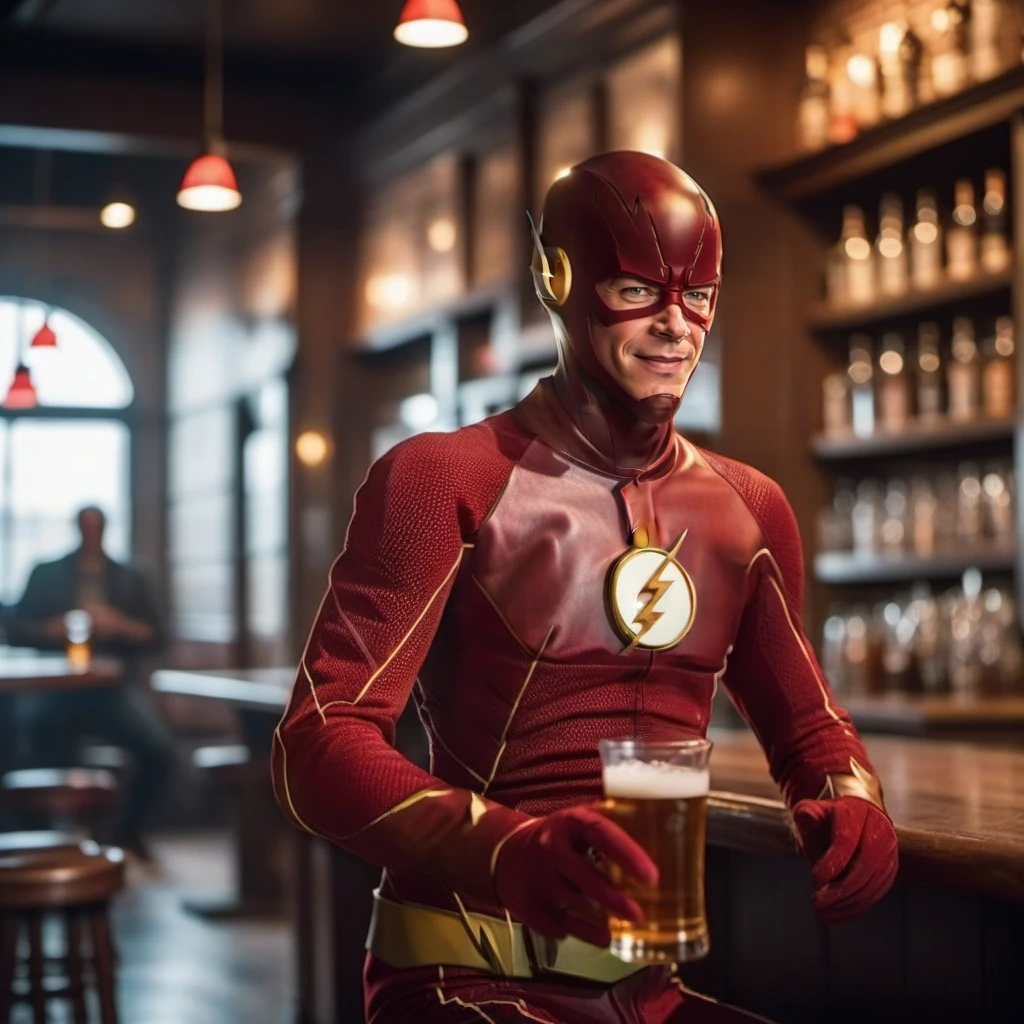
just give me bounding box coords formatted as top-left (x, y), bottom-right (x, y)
top-left (0, 648), bottom-right (123, 694)
top-left (151, 668), bottom-right (294, 919)
top-left (843, 691), bottom-right (1024, 737)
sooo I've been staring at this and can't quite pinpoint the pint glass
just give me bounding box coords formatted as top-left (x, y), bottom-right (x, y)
top-left (598, 737), bottom-right (711, 964)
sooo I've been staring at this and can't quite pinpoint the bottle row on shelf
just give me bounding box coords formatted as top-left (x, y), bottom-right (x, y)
top-left (822, 316), bottom-right (1014, 437)
top-left (798, 0), bottom-right (1018, 152)
top-left (826, 172), bottom-right (1009, 309)
top-left (821, 572), bottom-right (1021, 698)
top-left (817, 462), bottom-right (1014, 559)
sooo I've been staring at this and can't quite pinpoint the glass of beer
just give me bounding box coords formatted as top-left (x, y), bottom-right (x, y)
top-left (63, 609), bottom-right (93, 673)
top-left (599, 737), bottom-right (711, 964)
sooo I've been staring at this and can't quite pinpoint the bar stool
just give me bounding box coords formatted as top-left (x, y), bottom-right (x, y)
top-left (0, 768), bottom-right (119, 838)
top-left (0, 843), bottom-right (125, 1024)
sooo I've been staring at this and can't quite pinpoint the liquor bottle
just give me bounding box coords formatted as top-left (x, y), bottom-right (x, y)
top-left (797, 45), bottom-right (831, 152)
top-left (879, 17), bottom-right (923, 118)
top-left (841, 205), bottom-right (875, 304)
top-left (910, 189), bottom-right (942, 290)
top-left (852, 478), bottom-right (885, 553)
top-left (846, 50), bottom-right (882, 127)
top-left (931, 1), bottom-right (970, 97)
top-left (877, 331), bottom-right (910, 432)
top-left (980, 168), bottom-right (1010, 273)
top-left (946, 178), bottom-right (978, 281)
top-left (910, 476), bottom-right (939, 556)
top-left (956, 463), bottom-right (985, 546)
top-left (875, 193), bottom-right (909, 296)
top-left (916, 321), bottom-right (945, 421)
top-left (909, 583), bottom-right (945, 692)
top-left (880, 478), bottom-right (909, 550)
top-left (822, 371), bottom-right (851, 435)
top-left (848, 335), bottom-right (875, 436)
top-left (948, 317), bottom-right (981, 420)
top-left (971, 0), bottom-right (1008, 81)
top-left (982, 465), bottom-right (1014, 544)
top-left (982, 315), bottom-right (1015, 418)
top-left (828, 46), bottom-right (860, 145)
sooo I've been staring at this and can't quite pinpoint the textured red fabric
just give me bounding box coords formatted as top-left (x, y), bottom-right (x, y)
top-left (492, 805), bottom-right (659, 948)
top-left (792, 797), bottom-right (899, 926)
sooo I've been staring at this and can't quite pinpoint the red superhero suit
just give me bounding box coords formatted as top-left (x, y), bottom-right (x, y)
top-left (272, 151), bottom-right (899, 1023)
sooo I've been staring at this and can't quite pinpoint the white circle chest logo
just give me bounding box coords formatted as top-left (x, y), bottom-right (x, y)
top-left (607, 535), bottom-right (696, 653)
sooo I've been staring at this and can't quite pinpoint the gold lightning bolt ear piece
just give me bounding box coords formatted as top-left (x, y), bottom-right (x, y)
top-left (527, 211), bottom-right (572, 307)
top-left (632, 526), bottom-right (650, 548)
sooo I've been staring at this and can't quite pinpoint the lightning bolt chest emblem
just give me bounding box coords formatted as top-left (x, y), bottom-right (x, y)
top-left (606, 526), bottom-right (696, 654)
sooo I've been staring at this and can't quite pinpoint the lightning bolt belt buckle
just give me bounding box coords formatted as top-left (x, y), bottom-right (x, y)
top-left (606, 526), bottom-right (696, 654)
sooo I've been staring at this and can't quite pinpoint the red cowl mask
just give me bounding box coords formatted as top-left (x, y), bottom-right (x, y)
top-left (529, 152), bottom-right (723, 473)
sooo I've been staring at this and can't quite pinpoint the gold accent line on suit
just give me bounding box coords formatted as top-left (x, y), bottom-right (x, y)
top-left (482, 625), bottom-right (555, 794)
top-left (337, 787), bottom-right (453, 842)
top-left (748, 547), bottom-right (848, 731)
top-left (472, 575), bottom-right (536, 657)
top-left (318, 547), bottom-right (466, 712)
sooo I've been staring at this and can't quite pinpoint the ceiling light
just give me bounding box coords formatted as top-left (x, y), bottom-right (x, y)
top-left (177, 153), bottom-right (242, 212)
top-left (394, 0), bottom-right (468, 48)
top-left (100, 202), bottom-right (136, 229)
top-left (3, 365), bottom-right (38, 409)
top-left (29, 321), bottom-right (57, 349)
top-left (178, 0), bottom-right (242, 212)
top-left (295, 430), bottom-right (329, 467)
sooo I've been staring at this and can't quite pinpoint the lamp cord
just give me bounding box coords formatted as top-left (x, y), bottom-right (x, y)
top-left (204, 0), bottom-right (224, 150)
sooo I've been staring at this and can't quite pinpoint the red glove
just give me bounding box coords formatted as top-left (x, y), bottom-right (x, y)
top-left (792, 796), bottom-right (899, 926)
top-left (493, 805), bottom-right (659, 948)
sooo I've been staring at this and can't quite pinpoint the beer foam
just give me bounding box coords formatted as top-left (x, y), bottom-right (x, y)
top-left (603, 761), bottom-right (710, 799)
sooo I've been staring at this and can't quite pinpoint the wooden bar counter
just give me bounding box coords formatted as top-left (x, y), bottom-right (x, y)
top-left (681, 728), bottom-right (1024, 1024)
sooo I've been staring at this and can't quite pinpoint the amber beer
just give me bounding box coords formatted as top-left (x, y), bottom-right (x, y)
top-left (599, 738), bottom-right (711, 964)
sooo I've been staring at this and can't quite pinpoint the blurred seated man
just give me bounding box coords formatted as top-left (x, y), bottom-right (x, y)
top-left (6, 506), bottom-right (174, 861)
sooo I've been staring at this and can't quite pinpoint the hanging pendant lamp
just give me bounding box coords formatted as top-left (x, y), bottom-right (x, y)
top-left (394, 0), bottom-right (469, 48)
top-left (2, 365), bottom-right (38, 409)
top-left (29, 321), bottom-right (57, 349)
top-left (178, 0), bottom-right (242, 212)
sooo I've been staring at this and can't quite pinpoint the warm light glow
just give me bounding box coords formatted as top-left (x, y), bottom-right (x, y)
top-left (932, 8), bottom-right (950, 32)
top-left (919, 352), bottom-right (940, 372)
top-left (365, 273), bottom-right (415, 310)
top-left (953, 204), bottom-right (977, 226)
top-left (878, 237), bottom-right (903, 258)
top-left (394, 0), bottom-right (468, 48)
top-left (427, 218), bottom-right (457, 253)
top-left (846, 53), bottom-right (876, 87)
top-left (844, 237), bottom-right (871, 260)
top-left (996, 335), bottom-right (1014, 357)
top-left (879, 22), bottom-right (903, 54)
top-left (983, 191), bottom-right (1005, 214)
top-left (879, 351), bottom-right (904, 375)
top-left (554, 166), bottom-right (573, 182)
top-left (913, 222), bottom-right (939, 244)
top-left (399, 393), bottom-right (439, 430)
top-left (848, 360), bottom-right (872, 385)
top-left (295, 430), bottom-right (329, 467)
top-left (177, 154), bottom-right (242, 212)
top-left (100, 202), bottom-right (136, 229)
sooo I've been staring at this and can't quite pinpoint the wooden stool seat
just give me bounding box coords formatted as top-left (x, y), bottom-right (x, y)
top-left (0, 830), bottom-right (90, 855)
top-left (0, 846), bottom-right (124, 910)
top-left (0, 845), bottom-right (125, 1023)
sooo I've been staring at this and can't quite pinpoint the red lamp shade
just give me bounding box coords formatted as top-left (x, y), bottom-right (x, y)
top-left (176, 153), bottom-right (243, 212)
top-left (394, 0), bottom-right (468, 48)
top-left (3, 365), bottom-right (38, 410)
top-left (29, 322), bottom-right (57, 348)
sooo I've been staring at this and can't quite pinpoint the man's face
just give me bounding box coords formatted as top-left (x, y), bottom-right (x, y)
top-left (78, 510), bottom-right (106, 552)
top-left (591, 276), bottom-right (715, 402)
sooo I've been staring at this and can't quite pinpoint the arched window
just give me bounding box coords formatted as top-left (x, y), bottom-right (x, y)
top-left (1, 298), bottom-right (134, 604)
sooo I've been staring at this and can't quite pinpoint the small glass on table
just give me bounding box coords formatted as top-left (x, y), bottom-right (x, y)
top-left (599, 737), bottom-right (712, 964)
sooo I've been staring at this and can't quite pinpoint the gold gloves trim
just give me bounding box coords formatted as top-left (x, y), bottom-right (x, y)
top-left (816, 757), bottom-right (885, 812)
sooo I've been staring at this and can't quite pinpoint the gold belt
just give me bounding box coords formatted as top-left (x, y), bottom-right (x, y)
top-left (365, 890), bottom-right (643, 983)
